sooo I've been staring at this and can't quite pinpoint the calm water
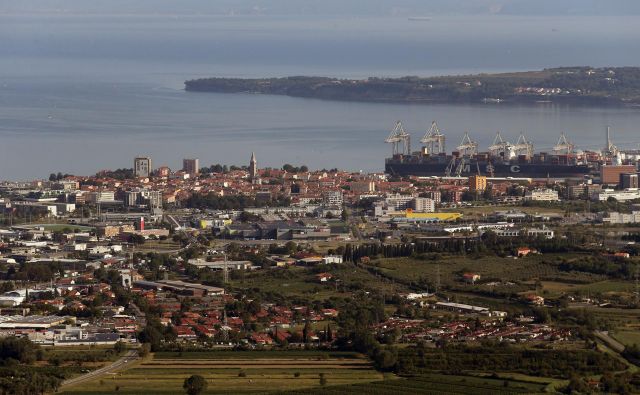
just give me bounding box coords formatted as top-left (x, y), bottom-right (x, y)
top-left (1, 14), bottom-right (640, 179)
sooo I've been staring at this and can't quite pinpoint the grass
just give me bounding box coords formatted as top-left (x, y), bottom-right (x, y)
top-left (137, 240), bottom-right (181, 252)
top-left (59, 353), bottom-right (382, 395)
top-left (153, 351), bottom-right (363, 360)
top-left (277, 373), bottom-right (549, 394)
top-left (228, 264), bottom-right (405, 300)
top-left (370, 253), bottom-right (602, 288)
top-left (540, 280), bottom-right (634, 297)
top-left (612, 329), bottom-right (640, 347)
top-left (37, 224), bottom-right (94, 232)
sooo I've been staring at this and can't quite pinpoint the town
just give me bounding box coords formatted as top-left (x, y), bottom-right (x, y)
top-left (1, 138), bottom-right (640, 394)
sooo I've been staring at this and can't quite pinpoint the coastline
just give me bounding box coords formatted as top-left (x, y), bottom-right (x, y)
top-left (185, 67), bottom-right (640, 108)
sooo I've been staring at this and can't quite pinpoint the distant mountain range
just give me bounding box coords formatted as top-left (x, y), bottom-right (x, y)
top-left (7, 0), bottom-right (640, 16)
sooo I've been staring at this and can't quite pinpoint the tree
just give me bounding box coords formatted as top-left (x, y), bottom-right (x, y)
top-left (113, 341), bottom-right (126, 354)
top-left (129, 234), bottom-right (146, 245)
top-left (183, 375), bottom-right (208, 395)
top-left (138, 343), bottom-right (151, 358)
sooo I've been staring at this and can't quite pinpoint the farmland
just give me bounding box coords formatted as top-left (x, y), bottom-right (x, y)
top-left (227, 264), bottom-right (406, 301)
top-left (368, 254), bottom-right (606, 287)
top-left (59, 352), bottom-right (383, 395)
top-left (278, 373), bottom-right (550, 394)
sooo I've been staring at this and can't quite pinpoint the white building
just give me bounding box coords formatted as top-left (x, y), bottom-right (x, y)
top-left (85, 191), bottom-right (115, 203)
top-left (412, 197), bottom-right (436, 213)
top-left (350, 181), bottom-right (376, 193)
top-left (134, 157), bottom-right (152, 178)
top-left (592, 188), bottom-right (640, 202)
top-left (524, 189), bottom-right (559, 202)
top-left (603, 211), bottom-right (640, 224)
top-left (384, 194), bottom-right (416, 211)
top-left (495, 227), bottom-right (554, 239)
top-left (322, 255), bottom-right (343, 264)
top-left (323, 190), bottom-right (343, 206)
top-left (52, 202), bottom-right (76, 214)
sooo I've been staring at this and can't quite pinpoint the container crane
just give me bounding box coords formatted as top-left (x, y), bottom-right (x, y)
top-left (385, 121), bottom-right (411, 156)
top-left (552, 132), bottom-right (575, 155)
top-left (488, 132), bottom-right (512, 158)
top-left (456, 132), bottom-right (478, 156)
top-left (512, 133), bottom-right (534, 157)
top-left (420, 121), bottom-right (446, 155)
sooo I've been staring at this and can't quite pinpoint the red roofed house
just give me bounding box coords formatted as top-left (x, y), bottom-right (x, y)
top-left (316, 273), bottom-right (333, 283)
top-left (462, 273), bottom-right (481, 284)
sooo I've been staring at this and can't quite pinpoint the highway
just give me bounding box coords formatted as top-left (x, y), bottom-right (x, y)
top-left (60, 349), bottom-right (139, 389)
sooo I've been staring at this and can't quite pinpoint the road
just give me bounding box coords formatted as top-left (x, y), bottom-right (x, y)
top-left (60, 349), bottom-right (139, 389)
top-left (594, 330), bottom-right (626, 353)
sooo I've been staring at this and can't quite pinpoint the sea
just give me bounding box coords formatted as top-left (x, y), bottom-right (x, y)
top-left (1, 13), bottom-right (640, 180)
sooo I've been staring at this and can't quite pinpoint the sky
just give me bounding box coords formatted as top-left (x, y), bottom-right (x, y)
top-left (4, 0), bottom-right (640, 16)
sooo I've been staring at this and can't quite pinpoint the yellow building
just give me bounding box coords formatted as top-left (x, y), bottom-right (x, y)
top-left (469, 175), bottom-right (487, 192)
top-left (401, 211), bottom-right (463, 222)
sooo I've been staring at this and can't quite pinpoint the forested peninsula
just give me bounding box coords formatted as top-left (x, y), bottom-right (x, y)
top-left (185, 67), bottom-right (640, 106)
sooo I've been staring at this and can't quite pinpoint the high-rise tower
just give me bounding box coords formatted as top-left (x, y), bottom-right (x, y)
top-left (249, 152), bottom-right (258, 182)
top-left (134, 157), bottom-right (152, 178)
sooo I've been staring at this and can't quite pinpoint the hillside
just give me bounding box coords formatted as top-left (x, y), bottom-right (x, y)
top-left (185, 67), bottom-right (640, 106)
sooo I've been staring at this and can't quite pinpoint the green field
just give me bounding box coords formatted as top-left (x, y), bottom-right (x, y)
top-left (59, 353), bottom-right (383, 395)
top-left (369, 254), bottom-right (603, 288)
top-left (154, 351), bottom-right (363, 360)
top-left (32, 224), bottom-right (94, 232)
top-left (278, 373), bottom-right (549, 394)
top-left (613, 329), bottom-right (640, 347)
top-left (228, 264), bottom-right (405, 300)
top-left (540, 280), bottom-right (633, 297)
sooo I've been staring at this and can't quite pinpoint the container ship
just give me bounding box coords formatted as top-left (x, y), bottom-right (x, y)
top-left (384, 121), bottom-right (593, 179)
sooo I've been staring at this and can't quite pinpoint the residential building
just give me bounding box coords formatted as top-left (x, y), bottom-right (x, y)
top-left (602, 211), bottom-right (640, 224)
top-left (134, 157), bottom-right (152, 178)
top-left (620, 173), bottom-right (639, 189)
top-left (323, 190), bottom-right (343, 206)
top-left (183, 158), bottom-right (200, 177)
top-left (524, 189), bottom-right (559, 201)
top-left (495, 227), bottom-right (554, 239)
top-left (350, 181), bottom-right (376, 193)
top-left (592, 188), bottom-right (640, 202)
top-left (468, 175), bottom-right (487, 192)
top-left (412, 197), bottom-right (435, 213)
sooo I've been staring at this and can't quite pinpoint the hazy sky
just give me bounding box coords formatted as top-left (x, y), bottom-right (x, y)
top-left (4, 0), bottom-right (640, 16)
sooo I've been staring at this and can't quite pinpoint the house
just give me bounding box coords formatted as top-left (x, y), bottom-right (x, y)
top-left (250, 333), bottom-right (274, 345)
top-left (316, 273), bottom-right (333, 282)
top-left (524, 294), bottom-right (545, 306)
top-left (321, 308), bottom-right (339, 317)
top-left (462, 273), bottom-right (481, 284)
top-left (175, 326), bottom-right (197, 339)
top-left (273, 330), bottom-right (291, 343)
top-left (516, 247), bottom-right (535, 257)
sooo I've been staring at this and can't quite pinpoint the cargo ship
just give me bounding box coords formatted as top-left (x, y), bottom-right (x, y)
top-left (384, 121), bottom-right (593, 179)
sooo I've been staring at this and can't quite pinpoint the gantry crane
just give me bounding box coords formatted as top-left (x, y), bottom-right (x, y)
top-left (385, 121), bottom-right (411, 156)
top-left (420, 121), bottom-right (446, 155)
top-left (456, 132), bottom-right (478, 156)
top-left (553, 132), bottom-right (575, 155)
